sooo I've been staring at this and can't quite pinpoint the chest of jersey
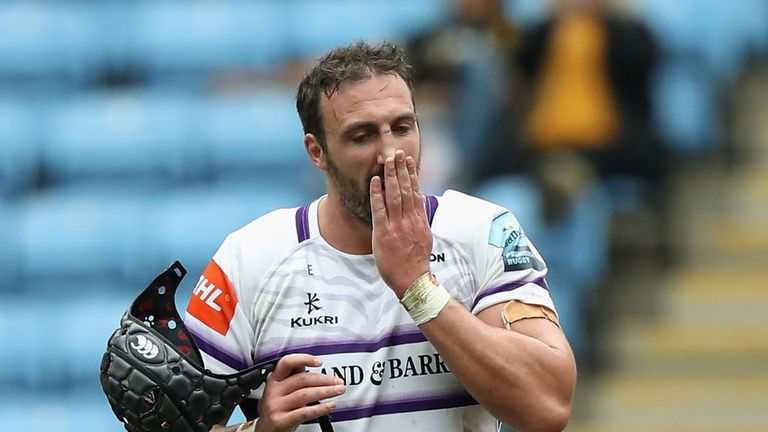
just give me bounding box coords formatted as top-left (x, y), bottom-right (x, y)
top-left (246, 238), bottom-right (480, 426)
top-left (248, 237), bottom-right (475, 355)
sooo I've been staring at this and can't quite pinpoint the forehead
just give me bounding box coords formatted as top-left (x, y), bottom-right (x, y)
top-left (320, 73), bottom-right (414, 131)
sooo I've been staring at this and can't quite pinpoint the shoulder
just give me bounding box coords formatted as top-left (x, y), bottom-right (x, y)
top-left (430, 189), bottom-right (529, 258)
top-left (217, 206), bottom-right (304, 292)
top-left (431, 189), bottom-right (514, 239)
top-left (227, 206), bottom-right (300, 250)
top-left (434, 189), bottom-right (508, 213)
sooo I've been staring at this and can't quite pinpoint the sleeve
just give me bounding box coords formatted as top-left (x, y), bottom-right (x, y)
top-left (471, 211), bottom-right (555, 316)
top-left (182, 235), bottom-right (255, 374)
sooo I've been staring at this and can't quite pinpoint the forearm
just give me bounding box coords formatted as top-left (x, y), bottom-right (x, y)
top-left (368, 151), bottom-right (575, 430)
top-left (419, 300), bottom-right (575, 432)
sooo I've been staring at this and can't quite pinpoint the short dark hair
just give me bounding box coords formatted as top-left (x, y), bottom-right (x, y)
top-left (296, 41), bottom-right (415, 150)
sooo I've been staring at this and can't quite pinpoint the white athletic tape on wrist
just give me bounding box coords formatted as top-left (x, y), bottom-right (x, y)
top-left (236, 420), bottom-right (256, 432)
top-left (400, 273), bottom-right (451, 325)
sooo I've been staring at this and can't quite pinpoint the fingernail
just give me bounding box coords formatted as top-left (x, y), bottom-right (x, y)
top-left (335, 385), bottom-right (346, 394)
top-left (406, 156), bottom-right (414, 167)
top-left (314, 357), bottom-right (323, 366)
top-left (334, 377), bottom-right (344, 385)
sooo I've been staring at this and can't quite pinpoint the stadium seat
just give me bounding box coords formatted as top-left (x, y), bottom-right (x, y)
top-left (134, 183), bottom-right (309, 281)
top-left (642, 0), bottom-right (768, 78)
top-left (652, 59), bottom-right (720, 155)
top-left (0, 100), bottom-right (39, 198)
top-left (196, 90), bottom-right (311, 187)
top-left (286, 0), bottom-right (388, 58)
top-left (0, 294), bottom-right (131, 389)
top-left (503, 0), bottom-right (553, 29)
top-left (127, 0), bottom-right (289, 75)
top-left (0, 390), bottom-right (122, 432)
top-left (472, 175), bottom-right (543, 237)
top-left (379, 0), bottom-right (450, 40)
top-left (0, 203), bottom-right (21, 293)
top-left (16, 189), bottom-right (147, 289)
top-left (43, 91), bottom-right (198, 189)
top-left (0, 296), bottom-right (135, 430)
top-left (14, 178), bottom-right (314, 294)
top-left (641, 0), bottom-right (768, 155)
top-left (0, 2), bottom-right (105, 83)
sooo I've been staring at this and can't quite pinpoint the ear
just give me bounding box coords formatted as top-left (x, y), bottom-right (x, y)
top-left (305, 134), bottom-right (328, 171)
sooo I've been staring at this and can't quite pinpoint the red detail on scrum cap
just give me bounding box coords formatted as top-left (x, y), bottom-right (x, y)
top-left (186, 260), bottom-right (238, 336)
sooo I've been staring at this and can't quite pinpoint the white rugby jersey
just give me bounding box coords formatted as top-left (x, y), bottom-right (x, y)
top-left (183, 190), bottom-right (555, 432)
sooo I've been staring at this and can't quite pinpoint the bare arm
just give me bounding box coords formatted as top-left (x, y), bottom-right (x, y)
top-left (370, 150), bottom-right (576, 431)
top-left (420, 301), bottom-right (575, 431)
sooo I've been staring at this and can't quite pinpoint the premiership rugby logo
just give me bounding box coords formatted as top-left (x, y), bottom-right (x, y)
top-left (488, 213), bottom-right (545, 272)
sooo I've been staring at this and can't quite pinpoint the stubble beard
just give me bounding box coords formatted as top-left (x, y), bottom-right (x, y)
top-left (325, 145), bottom-right (421, 227)
top-left (326, 156), bottom-right (380, 226)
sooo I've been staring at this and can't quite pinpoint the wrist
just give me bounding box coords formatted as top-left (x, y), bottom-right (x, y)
top-left (400, 273), bottom-right (451, 325)
top-left (236, 420), bottom-right (257, 432)
top-left (391, 267), bottom-right (432, 298)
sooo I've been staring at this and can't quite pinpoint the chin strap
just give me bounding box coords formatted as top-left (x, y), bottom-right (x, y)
top-left (307, 401), bottom-right (334, 432)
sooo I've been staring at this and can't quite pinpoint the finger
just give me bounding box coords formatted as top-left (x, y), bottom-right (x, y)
top-left (406, 156), bottom-right (427, 218)
top-left (271, 354), bottom-right (322, 382)
top-left (283, 383), bottom-right (346, 408)
top-left (396, 151), bottom-right (414, 215)
top-left (370, 176), bottom-right (388, 227)
top-left (281, 400), bottom-right (338, 428)
top-left (384, 156), bottom-right (402, 219)
top-left (279, 371), bottom-right (345, 395)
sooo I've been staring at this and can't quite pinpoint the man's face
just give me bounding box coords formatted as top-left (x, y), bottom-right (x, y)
top-left (317, 73), bottom-right (420, 224)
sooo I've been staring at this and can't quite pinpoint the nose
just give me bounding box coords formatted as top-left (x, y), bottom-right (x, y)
top-left (375, 129), bottom-right (399, 165)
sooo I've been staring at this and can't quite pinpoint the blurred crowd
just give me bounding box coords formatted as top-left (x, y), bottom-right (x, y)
top-left (404, 0), bottom-right (768, 368)
top-left (0, 0), bottom-right (766, 430)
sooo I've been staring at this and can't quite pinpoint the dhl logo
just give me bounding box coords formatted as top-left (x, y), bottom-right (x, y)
top-left (186, 260), bottom-right (238, 336)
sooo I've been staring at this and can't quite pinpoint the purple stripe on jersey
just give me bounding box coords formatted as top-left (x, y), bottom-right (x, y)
top-left (425, 195), bottom-right (438, 226)
top-left (472, 277), bottom-right (549, 309)
top-left (252, 329), bottom-right (427, 365)
top-left (294, 203), bottom-right (311, 243)
top-left (306, 392), bottom-right (477, 423)
top-left (188, 328), bottom-right (250, 371)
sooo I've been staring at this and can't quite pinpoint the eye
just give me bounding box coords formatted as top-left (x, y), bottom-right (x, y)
top-left (351, 132), bottom-right (373, 144)
top-left (393, 119), bottom-right (416, 136)
top-left (393, 124), bottom-right (411, 135)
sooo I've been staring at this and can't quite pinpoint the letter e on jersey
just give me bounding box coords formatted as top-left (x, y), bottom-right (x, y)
top-left (186, 260), bottom-right (238, 336)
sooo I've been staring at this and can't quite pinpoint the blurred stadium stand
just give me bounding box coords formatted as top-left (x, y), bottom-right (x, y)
top-left (0, 100), bottom-right (40, 198)
top-left (0, 2), bottom-right (451, 430)
top-left (0, 2), bottom-right (104, 84)
top-left (126, 1), bottom-right (291, 74)
top-left (43, 91), bottom-right (196, 188)
top-left (285, 0), bottom-right (448, 58)
top-left (199, 90), bottom-right (311, 186)
top-left (0, 1), bottom-right (766, 431)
